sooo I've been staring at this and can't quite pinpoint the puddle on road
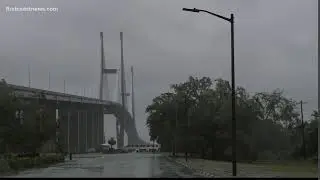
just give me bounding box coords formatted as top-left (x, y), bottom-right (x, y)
top-left (10, 153), bottom-right (196, 178)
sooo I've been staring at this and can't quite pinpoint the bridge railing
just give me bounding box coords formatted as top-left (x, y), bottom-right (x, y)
top-left (7, 83), bottom-right (114, 105)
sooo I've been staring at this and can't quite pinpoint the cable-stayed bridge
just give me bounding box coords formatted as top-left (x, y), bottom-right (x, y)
top-left (2, 32), bottom-right (145, 153)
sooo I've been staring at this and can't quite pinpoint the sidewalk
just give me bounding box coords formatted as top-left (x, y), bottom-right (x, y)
top-left (168, 156), bottom-right (317, 178)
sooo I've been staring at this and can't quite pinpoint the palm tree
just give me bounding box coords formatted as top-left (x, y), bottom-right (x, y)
top-left (108, 137), bottom-right (116, 149)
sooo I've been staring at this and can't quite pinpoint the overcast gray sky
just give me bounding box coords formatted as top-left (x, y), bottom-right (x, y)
top-left (0, 0), bottom-right (317, 143)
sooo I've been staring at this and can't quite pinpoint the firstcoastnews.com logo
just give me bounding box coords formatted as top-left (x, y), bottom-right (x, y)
top-left (5, 6), bottom-right (58, 12)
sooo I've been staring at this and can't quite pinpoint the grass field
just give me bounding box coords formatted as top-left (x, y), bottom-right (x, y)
top-left (171, 156), bottom-right (317, 177)
top-left (253, 160), bottom-right (317, 174)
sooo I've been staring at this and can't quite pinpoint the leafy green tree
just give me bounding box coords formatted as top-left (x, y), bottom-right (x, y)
top-left (146, 76), bottom-right (311, 162)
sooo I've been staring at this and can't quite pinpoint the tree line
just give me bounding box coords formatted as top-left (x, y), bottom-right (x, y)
top-left (0, 79), bottom-right (58, 155)
top-left (146, 76), bottom-right (318, 162)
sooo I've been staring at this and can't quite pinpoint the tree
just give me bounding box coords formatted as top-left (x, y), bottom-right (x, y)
top-left (0, 80), bottom-right (56, 154)
top-left (0, 80), bottom-right (24, 153)
top-left (108, 137), bottom-right (116, 149)
top-left (304, 110), bottom-right (318, 158)
top-left (19, 93), bottom-right (56, 153)
top-left (146, 75), bottom-right (308, 162)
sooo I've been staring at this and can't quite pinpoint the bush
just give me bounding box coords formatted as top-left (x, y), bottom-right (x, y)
top-left (16, 152), bottom-right (40, 158)
top-left (0, 158), bottom-right (11, 173)
top-left (311, 155), bottom-right (317, 164)
top-left (7, 154), bottom-right (64, 171)
top-left (257, 150), bottom-right (278, 161)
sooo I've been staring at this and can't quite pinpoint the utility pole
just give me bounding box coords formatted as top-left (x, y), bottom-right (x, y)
top-left (173, 95), bottom-right (179, 157)
top-left (28, 64), bottom-right (31, 87)
top-left (300, 100), bottom-right (307, 160)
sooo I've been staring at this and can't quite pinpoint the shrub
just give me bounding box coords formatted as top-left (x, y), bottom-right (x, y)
top-left (7, 154), bottom-right (64, 171)
top-left (0, 158), bottom-right (11, 173)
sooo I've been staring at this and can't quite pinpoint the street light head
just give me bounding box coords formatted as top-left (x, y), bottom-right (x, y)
top-left (182, 8), bottom-right (200, 13)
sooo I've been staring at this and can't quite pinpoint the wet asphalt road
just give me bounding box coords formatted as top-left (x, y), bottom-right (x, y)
top-left (11, 153), bottom-right (203, 178)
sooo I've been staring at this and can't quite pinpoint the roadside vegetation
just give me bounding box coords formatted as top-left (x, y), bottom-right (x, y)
top-left (0, 79), bottom-right (64, 174)
top-left (146, 76), bottom-right (318, 165)
top-left (108, 137), bottom-right (117, 149)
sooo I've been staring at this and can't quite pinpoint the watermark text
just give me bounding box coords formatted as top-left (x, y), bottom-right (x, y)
top-left (5, 6), bottom-right (58, 13)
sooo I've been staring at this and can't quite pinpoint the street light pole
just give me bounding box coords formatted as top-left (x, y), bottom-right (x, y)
top-left (173, 97), bottom-right (178, 157)
top-left (230, 13), bottom-right (236, 177)
top-left (182, 8), bottom-right (237, 176)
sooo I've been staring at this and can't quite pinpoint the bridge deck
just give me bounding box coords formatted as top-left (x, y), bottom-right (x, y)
top-left (2, 83), bottom-right (146, 146)
top-left (7, 83), bottom-right (112, 105)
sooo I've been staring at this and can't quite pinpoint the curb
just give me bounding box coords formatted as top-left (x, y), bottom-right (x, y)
top-left (166, 156), bottom-right (215, 178)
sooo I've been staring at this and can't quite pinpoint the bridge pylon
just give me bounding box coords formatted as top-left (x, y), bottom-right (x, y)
top-left (99, 32), bottom-right (145, 149)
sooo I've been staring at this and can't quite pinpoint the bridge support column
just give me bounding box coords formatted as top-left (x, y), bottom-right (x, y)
top-left (59, 108), bottom-right (70, 153)
top-left (98, 107), bottom-right (104, 145)
top-left (91, 111), bottom-right (95, 149)
top-left (84, 111), bottom-right (88, 152)
top-left (96, 112), bottom-right (99, 147)
top-left (79, 110), bottom-right (88, 153)
top-left (67, 111), bottom-right (71, 153)
top-left (96, 110), bottom-right (102, 147)
top-left (78, 111), bottom-right (83, 153)
top-left (77, 111), bottom-right (80, 153)
top-left (70, 110), bottom-right (78, 153)
top-left (100, 112), bottom-right (104, 145)
top-left (91, 111), bottom-right (98, 149)
top-left (86, 111), bottom-right (92, 150)
top-left (91, 112), bottom-right (95, 149)
top-left (80, 111), bottom-right (85, 153)
top-left (40, 102), bottom-right (57, 153)
top-left (68, 107), bottom-right (87, 154)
